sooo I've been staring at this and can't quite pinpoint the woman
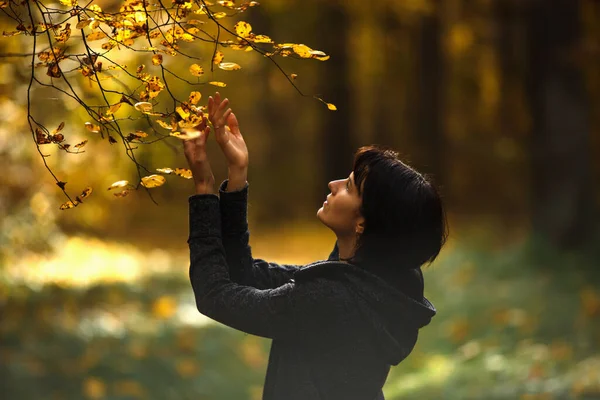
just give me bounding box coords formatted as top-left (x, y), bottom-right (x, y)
top-left (183, 93), bottom-right (448, 400)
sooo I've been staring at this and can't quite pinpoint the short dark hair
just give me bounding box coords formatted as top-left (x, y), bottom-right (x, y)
top-left (347, 145), bottom-right (449, 272)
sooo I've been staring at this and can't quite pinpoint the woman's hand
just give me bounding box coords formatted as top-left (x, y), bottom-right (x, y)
top-left (207, 92), bottom-right (249, 173)
top-left (182, 115), bottom-right (215, 195)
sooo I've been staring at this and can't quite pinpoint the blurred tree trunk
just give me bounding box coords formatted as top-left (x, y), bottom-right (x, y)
top-left (373, 7), bottom-right (401, 147)
top-left (414, 6), bottom-right (444, 182)
top-left (318, 1), bottom-right (355, 199)
top-left (525, 0), bottom-right (596, 248)
top-left (496, 0), bottom-right (522, 136)
top-left (248, 7), bottom-right (296, 223)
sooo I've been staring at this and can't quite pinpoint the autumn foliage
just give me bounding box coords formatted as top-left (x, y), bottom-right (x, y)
top-left (0, 0), bottom-right (334, 209)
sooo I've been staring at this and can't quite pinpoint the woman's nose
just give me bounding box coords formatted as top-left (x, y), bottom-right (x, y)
top-left (328, 179), bottom-right (340, 193)
top-left (328, 181), bottom-right (336, 194)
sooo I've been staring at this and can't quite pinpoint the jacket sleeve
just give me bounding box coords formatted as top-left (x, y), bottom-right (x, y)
top-left (188, 193), bottom-right (344, 340)
top-left (218, 179), bottom-right (301, 289)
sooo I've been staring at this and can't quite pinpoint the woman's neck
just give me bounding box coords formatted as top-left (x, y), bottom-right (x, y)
top-left (336, 235), bottom-right (357, 261)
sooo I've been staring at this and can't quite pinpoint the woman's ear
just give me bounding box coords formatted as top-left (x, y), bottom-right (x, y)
top-left (356, 219), bottom-right (365, 235)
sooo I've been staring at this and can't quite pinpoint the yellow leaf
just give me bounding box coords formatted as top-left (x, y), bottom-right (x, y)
top-left (309, 49), bottom-right (326, 57)
top-left (59, 200), bottom-right (79, 210)
top-left (47, 64), bottom-right (62, 78)
top-left (170, 131), bottom-right (201, 140)
top-left (292, 44), bottom-right (312, 58)
top-left (174, 168), bottom-right (193, 179)
top-left (156, 168), bottom-right (174, 174)
top-left (315, 96), bottom-right (337, 111)
top-left (217, 0), bottom-right (236, 9)
top-left (178, 114), bottom-right (204, 129)
top-left (212, 51), bottom-right (224, 65)
top-left (290, 73), bottom-right (298, 80)
top-left (76, 187), bottom-right (92, 202)
top-left (54, 23), bottom-right (71, 43)
top-left (134, 11), bottom-right (146, 24)
top-left (156, 119), bottom-right (173, 130)
top-left (74, 140), bottom-right (88, 149)
top-left (176, 106), bottom-right (190, 120)
top-left (212, 11), bottom-right (227, 19)
top-left (133, 130), bottom-right (148, 138)
top-left (218, 62), bottom-right (241, 71)
top-left (107, 102), bottom-right (122, 115)
top-left (234, 21), bottom-right (252, 38)
top-left (86, 31), bottom-right (106, 41)
top-left (251, 34), bottom-right (273, 43)
top-left (189, 64), bottom-right (204, 77)
top-left (85, 122), bottom-right (101, 133)
top-left (113, 190), bottom-right (130, 197)
top-left (229, 43), bottom-right (249, 51)
top-left (152, 296), bottom-right (177, 319)
top-left (108, 180), bottom-right (130, 190)
top-left (2, 30), bottom-right (23, 37)
top-left (209, 81), bottom-right (226, 87)
top-left (152, 54), bottom-right (163, 66)
top-left (75, 19), bottom-right (92, 29)
top-left (53, 121), bottom-right (65, 134)
top-left (59, 0), bottom-right (77, 6)
top-left (140, 174), bottom-right (166, 188)
top-left (180, 31), bottom-right (194, 42)
top-left (134, 102), bottom-right (153, 113)
top-left (188, 91), bottom-right (201, 105)
top-left (313, 54), bottom-right (330, 61)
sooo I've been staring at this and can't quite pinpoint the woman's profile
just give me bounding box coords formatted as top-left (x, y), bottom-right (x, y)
top-left (182, 92), bottom-right (448, 400)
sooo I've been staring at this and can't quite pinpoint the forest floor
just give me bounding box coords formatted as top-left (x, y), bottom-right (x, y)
top-left (1, 224), bottom-right (599, 400)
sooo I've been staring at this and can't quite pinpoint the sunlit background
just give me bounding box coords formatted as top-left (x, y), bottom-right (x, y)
top-left (1, 0), bottom-right (600, 399)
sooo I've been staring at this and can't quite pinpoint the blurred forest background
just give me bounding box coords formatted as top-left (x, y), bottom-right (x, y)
top-left (1, 0), bottom-right (600, 399)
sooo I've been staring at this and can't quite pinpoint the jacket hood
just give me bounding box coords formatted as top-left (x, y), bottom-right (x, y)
top-left (295, 241), bottom-right (436, 365)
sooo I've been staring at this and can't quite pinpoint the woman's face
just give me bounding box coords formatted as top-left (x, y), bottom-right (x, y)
top-left (317, 172), bottom-right (365, 238)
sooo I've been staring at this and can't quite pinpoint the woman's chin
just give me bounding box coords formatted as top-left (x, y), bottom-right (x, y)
top-left (316, 207), bottom-right (326, 223)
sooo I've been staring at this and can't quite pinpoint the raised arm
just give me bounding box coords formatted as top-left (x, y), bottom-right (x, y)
top-left (208, 93), bottom-right (301, 289)
top-left (218, 178), bottom-right (301, 289)
top-left (188, 193), bottom-right (347, 340)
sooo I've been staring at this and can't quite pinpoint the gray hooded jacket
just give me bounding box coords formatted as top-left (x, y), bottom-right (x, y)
top-left (188, 179), bottom-right (436, 400)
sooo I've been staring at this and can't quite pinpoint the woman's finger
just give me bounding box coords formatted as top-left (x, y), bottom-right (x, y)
top-left (227, 112), bottom-right (240, 135)
top-left (203, 126), bottom-right (210, 143)
top-left (207, 96), bottom-right (214, 115)
top-left (217, 98), bottom-right (229, 112)
top-left (222, 108), bottom-right (232, 124)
